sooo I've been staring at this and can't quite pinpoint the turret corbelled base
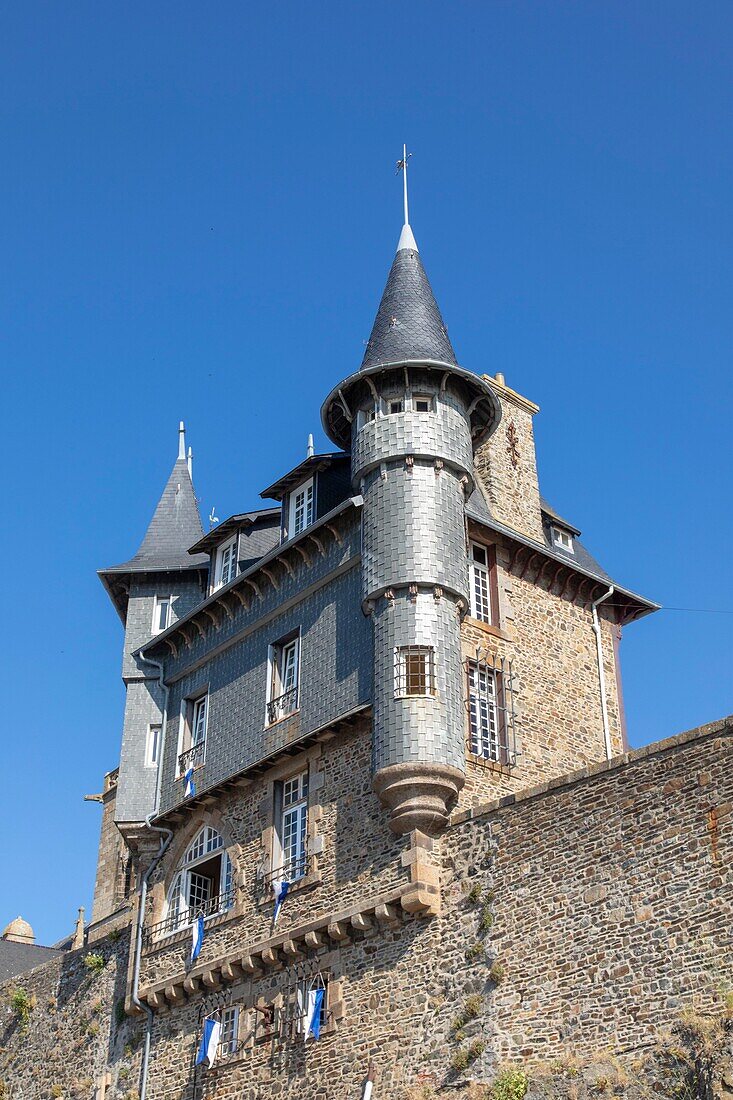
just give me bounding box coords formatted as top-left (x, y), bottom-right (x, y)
top-left (372, 763), bottom-right (465, 835)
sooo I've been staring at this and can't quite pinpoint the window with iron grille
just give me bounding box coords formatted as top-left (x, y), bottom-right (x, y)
top-left (466, 653), bottom-right (517, 766)
top-left (267, 635), bottom-right (300, 724)
top-left (289, 479), bottom-right (314, 536)
top-left (469, 542), bottom-right (494, 624)
top-left (274, 770), bottom-right (309, 884)
top-left (156, 825), bottom-right (234, 941)
top-left (178, 693), bottom-right (208, 775)
top-left (395, 646), bottom-right (436, 698)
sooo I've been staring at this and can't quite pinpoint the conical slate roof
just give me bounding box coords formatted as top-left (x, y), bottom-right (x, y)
top-left (361, 227), bottom-right (457, 370)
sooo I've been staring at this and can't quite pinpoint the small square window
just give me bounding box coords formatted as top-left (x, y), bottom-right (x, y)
top-left (388, 399), bottom-right (404, 414)
top-left (413, 395), bottom-right (433, 413)
top-left (551, 527), bottom-right (574, 553)
top-left (395, 646), bottom-right (436, 697)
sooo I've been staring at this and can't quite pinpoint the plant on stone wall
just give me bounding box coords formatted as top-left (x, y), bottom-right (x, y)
top-left (451, 1038), bottom-right (486, 1074)
top-left (479, 905), bottom-right (494, 932)
top-left (466, 942), bottom-right (485, 961)
top-left (50, 1085), bottom-right (63, 1098)
top-left (656, 1009), bottom-right (731, 1100)
top-left (488, 961), bottom-right (505, 985)
top-left (0, 1080), bottom-right (7, 1100)
top-left (115, 999), bottom-right (127, 1027)
top-left (466, 883), bottom-right (483, 904)
top-left (9, 987), bottom-right (34, 1030)
top-left (108, 927), bottom-right (122, 943)
top-left (452, 995), bottom-right (484, 1032)
top-left (83, 953), bottom-right (105, 976)
top-left (489, 1067), bottom-right (529, 1100)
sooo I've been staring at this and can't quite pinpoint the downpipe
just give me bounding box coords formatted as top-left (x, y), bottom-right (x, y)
top-left (591, 585), bottom-right (615, 761)
top-left (132, 653), bottom-right (173, 1100)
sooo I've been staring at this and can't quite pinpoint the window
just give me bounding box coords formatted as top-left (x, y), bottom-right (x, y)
top-left (275, 770), bottom-right (309, 883)
top-left (145, 723), bottom-right (161, 768)
top-left (267, 635), bottom-right (300, 724)
top-left (178, 693), bottom-right (208, 775)
top-left (412, 394), bottom-right (433, 413)
top-left (357, 406), bottom-right (376, 429)
top-left (152, 595), bottom-right (171, 634)
top-left (218, 1006), bottom-right (240, 1058)
top-left (466, 654), bottom-right (516, 766)
top-left (388, 399), bottom-right (404, 414)
top-left (295, 975), bottom-right (328, 1038)
top-left (551, 526), bottom-right (574, 553)
top-left (162, 825), bottom-right (233, 937)
top-left (214, 538), bottom-right (238, 590)
top-left (289, 479), bottom-right (314, 536)
top-left (395, 646), bottom-right (436, 698)
top-left (469, 542), bottom-right (493, 624)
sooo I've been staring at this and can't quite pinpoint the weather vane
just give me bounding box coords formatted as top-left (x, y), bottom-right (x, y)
top-left (396, 144), bottom-right (412, 225)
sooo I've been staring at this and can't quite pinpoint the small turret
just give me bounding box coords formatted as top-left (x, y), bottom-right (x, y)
top-left (2, 916), bottom-right (35, 945)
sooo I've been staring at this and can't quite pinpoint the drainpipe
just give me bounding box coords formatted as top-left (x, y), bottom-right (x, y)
top-left (591, 585), bottom-right (615, 761)
top-left (132, 653), bottom-right (173, 1100)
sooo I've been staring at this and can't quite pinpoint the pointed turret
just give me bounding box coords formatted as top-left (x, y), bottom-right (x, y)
top-left (99, 423), bottom-right (208, 622)
top-left (360, 224), bottom-right (458, 371)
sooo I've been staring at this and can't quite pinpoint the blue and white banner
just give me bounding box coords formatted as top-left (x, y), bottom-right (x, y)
top-left (272, 880), bottom-right (289, 925)
top-left (184, 768), bottom-right (195, 798)
top-left (191, 914), bottom-right (205, 964)
top-left (195, 1016), bottom-right (221, 1068)
top-left (303, 987), bottom-right (324, 1042)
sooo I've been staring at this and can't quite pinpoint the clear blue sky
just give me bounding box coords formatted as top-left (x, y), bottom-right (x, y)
top-left (1, 2), bottom-right (731, 944)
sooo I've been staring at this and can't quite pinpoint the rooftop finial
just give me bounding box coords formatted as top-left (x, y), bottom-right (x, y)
top-left (396, 145), bottom-right (418, 252)
top-left (187, 445), bottom-right (193, 479)
top-left (306, 433), bottom-right (314, 459)
top-left (178, 421), bottom-right (186, 461)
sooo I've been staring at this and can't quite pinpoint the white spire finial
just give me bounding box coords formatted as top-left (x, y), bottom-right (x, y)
top-left (306, 433), bottom-right (314, 459)
top-left (187, 445), bottom-right (193, 479)
top-left (178, 421), bottom-right (186, 460)
top-left (396, 146), bottom-right (418, 252)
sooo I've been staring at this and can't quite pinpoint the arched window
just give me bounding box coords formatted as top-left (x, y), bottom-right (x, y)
top-left (163, 826), bottom-right (234, 935)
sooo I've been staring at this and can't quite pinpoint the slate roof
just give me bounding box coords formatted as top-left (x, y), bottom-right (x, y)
top-left (260, 453), bottom-right (350, 502)
top-left (101, 458), bottom-right (207, 576)
top-left (0, 940), bottom-right (62, 982)
top-left (189, 508), bottom-right (281, 555)
top-left (360, 234), bottom-right (457, 370)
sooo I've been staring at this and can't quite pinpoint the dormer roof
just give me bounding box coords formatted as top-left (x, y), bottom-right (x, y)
top-left (260, 453), bottom-right (350, 502)
top-left (188, 508), bottom-right (281, 555)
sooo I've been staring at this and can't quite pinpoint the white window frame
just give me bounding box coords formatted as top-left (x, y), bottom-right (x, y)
top-left (551, 526), bottom-right (574, 553)
top-left (152, 595), bottom-right (172, 634)
top-left (275, 769), bottom-right (309, 884)
top-left (411, 393), bottom-right (434, 413)
top-left (469, 542), bottom-right (493, 624)
top-left (177, 692), bottom-right (209, 776)
top-left (214, 537), bottom-right (238, 590)
top-left (145, 723), bottom-right (161, 768)
top-left (289, 479), bottom-right (314, 537)
top-left (385, 397), bottom-right (404, 415)
top-left (163, 826), bottom-right (233, 937)
top-left (394, 645), bottom-right (436, 698)
top-left (218, 1006), bottom-right (240, 1058)
top-left (356, 405), bottom-right (377, 430)
top-left (266, 635), bottom-right (300, 725)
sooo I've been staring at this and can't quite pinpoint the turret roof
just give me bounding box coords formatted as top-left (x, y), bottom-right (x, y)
top-left (360, 225), bottom-right (457, 370)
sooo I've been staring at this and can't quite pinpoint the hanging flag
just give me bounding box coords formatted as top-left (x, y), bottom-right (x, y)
top-left (195, 1016), bottom-right (221, 1068)
top-left (303, 987), bottom-right (324, 1042)
top-left (184, 768), bottom-right (195, 798)
top-left (272, 880), bottom-right (289, 925)
top-left (191, 913), bottom-right (205, 963)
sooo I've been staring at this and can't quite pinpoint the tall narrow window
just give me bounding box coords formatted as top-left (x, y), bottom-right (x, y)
top-left (290, 480), bottom-right (314, 536)
top-left (395, 646), bottom-right (436, 698)
top-left (278, 770), bottom-right (309, 882)
top-left (145, 723), bottom-right (161, 767)
top-left (267, 635), bottom-right (300, 724)
top-left (178, 693), bottom-right (208, 775)
top-left (467, 661), bottom-right (501, 760)
top-left (469, 543), bottom-right (493, 624)
top-left (152, 596), bottom-right (171, 634)
top-left (218, 1006), bottom-right (240, 1057)
top-left (214, 538), bottom-right (237, 589)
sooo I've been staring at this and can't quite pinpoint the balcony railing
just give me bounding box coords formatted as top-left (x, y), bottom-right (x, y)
top-left (266, 686), bottom-right (298, 725)
top-left (257, 852), bottom-right (310, 898)
top-left (178, 739), bottom-right (206, 776)
top-left (143, 886), bottom-right (234, 945)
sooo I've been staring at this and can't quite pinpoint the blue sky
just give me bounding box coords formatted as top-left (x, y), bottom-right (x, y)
top-left (1, 2), bottom-right (731, 944)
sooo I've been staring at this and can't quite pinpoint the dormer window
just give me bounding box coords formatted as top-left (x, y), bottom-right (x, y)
top-left (289, 479), bottom-right (314, 537)
top-left (214, 537), bottom-right (237, 590)
top-left (551, 527), bottom-right (574, 553)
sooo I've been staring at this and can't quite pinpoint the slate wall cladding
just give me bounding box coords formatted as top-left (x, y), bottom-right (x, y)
top-left (315, 461), bottom-right (353, 519)
top-left (121, 574), bottom-right (205, 680)
top-left (372, 592), bottom-right (465, 772)
top-left (237, 517), bottom-right (281, 571)
top-left (158, 556), bottom-right (373, 814)
top-left (352, 396), bottom-right (474, 482)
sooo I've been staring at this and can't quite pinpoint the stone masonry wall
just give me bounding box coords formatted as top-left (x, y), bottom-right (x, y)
top-left (0, 930), bottom-right (144, 1100)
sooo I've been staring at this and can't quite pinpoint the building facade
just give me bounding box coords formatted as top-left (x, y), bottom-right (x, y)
top-left (1, 202), bottom-right (730, 1100)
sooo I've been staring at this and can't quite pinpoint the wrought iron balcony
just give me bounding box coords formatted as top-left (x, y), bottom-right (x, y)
top-left (178, 739), bottom-right (206, 776)
top-left (143, 886), bottom-right (234, 945)
top-left (266, 686), bottom-right (298, 725)
top-left (257, 852), bottom-right (310, 898)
